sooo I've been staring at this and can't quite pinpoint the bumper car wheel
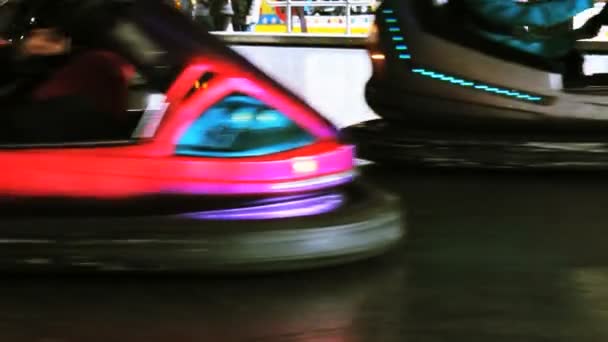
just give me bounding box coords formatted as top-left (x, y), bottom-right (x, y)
top-left (0, 181), bottom-right (404, 273)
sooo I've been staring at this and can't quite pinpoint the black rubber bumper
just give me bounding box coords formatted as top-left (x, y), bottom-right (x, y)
top-left (0, 181), bottom-right (404, 273)
top-left (343, 119), bottom-right (608, 170)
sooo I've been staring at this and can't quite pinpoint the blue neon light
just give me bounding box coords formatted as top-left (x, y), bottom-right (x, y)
top-left (176, 94), bottom-right (315, 158)
top-left (411, 68), bottom-right (542, 101)
top-left (379, 7), bottom-right (545, 103)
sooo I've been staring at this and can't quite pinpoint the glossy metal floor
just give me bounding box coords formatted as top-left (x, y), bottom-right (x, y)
top-left (4, 166), bottom-right (608, 341)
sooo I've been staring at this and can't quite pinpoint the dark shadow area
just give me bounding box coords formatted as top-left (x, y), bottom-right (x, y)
top-left (4, 167), bottom-right (608, 340)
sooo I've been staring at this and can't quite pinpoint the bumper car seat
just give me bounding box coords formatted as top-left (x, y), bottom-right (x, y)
top-left (22, 50), bottom-right (134, 140)
top-left (32, 50), bottom-right (130, 120)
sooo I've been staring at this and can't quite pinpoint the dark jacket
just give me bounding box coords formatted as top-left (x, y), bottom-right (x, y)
top-left (463, 0), bottom-right (594, 58)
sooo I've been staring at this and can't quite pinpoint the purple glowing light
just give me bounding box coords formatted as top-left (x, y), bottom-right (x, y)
top-left (179, 193), bottom-right (344, 220)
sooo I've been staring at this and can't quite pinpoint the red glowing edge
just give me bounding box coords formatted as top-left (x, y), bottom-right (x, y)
top-left (0, 55), bottom-right (355, 198)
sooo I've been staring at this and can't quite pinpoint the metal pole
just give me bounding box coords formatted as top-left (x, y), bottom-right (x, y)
top-left (286, 0), bottom-right (293, 33)
top-left (345, 0), bottom-right (351, 35)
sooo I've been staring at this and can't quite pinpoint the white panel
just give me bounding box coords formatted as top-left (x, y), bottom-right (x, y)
top-left (584, 55), bottom-right (608, 75)
top-left (230, 45), bottom-right (379, 128)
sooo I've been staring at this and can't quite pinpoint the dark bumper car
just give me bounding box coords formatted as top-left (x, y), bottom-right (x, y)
top-left (0, 0), bottom-right (404, 273)
top-left (343, 0), bottom-right (608, 170)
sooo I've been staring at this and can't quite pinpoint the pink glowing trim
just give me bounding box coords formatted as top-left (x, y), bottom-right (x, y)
top-left (0, 143), bottom-right (354, 198)
top-left (165, 171), bottom-right (355, 196)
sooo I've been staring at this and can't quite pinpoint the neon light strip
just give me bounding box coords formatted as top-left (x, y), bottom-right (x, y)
top-left (180, 193), bottom-right (343, 220)
top-left (412, 68), bottom-right (542, 101)
top-left (380, 7), bottom-right (545, 103)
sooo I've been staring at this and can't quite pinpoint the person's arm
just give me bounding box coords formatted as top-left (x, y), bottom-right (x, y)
top-left (464, 0), bottom-right (594, 27)
top-left (0, 45), bottom-right (16, 85)
top-left (0, 44), bottom-right (11, 62)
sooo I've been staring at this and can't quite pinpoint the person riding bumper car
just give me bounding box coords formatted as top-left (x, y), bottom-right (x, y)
top-left (0, 0), bottom-right (404, 273)
top-left (343, 0), bottom-right (608, 170)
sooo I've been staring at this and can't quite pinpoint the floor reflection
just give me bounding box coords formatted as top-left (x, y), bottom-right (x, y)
top-left (0, 256), bottom-right (405, 341)
top-left (5, 167), bottom-right (608, 341)
top-left (366, 166), bottom-right (608, 341)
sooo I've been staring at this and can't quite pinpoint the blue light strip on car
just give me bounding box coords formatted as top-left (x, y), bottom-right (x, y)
top-left (379, 8), bottom-right (545, 103)
top-left (411, 68), bottom-right (542, 101)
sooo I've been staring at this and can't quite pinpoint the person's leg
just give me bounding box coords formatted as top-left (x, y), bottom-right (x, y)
top-left (296, 7), bottom-right (307, 33)
top-left (245, 0), bottom-right (261, 30)
top-left (562, 50), bottom-right (585, 78)
top-left (231, 0), bottom-right (248, 31)
top-left (194, 1), bottom-right (214, 30)
top-left (239, 0), bottom-right (252, 31)
top-left (210, 0), bottom-right (230, 30)
top-left (558, 50), bottom-right (590, 89)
